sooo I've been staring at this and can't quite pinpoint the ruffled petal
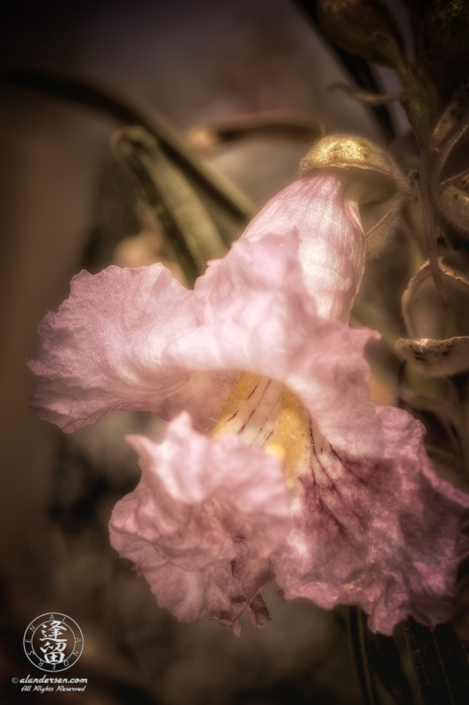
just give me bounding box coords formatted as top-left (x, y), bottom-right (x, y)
top-left (27, 166), bottom-right (469, 636)
top-left (28, 264), bottom-right (238, 433)
top-left (275, 406), bottom-right (469, 635)
top-left (167, 228), bottom-right (380, 457)
top-left (28, 172), bottom-right (373, 447)
top-left (109, 413), bottom-right (291, 633)
top-left (29, 228), bottom-right (379, 453)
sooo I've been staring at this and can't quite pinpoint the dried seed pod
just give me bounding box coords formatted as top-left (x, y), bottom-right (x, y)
top-left (396, 336), bottom-right (469, 377)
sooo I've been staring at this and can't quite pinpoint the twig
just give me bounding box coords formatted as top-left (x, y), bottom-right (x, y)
top-left (187, 111), bottom-right (325, 150)
top-left (400, 97), bottom-right (458, 337)
top-left (328, 84), bottom-right (404, 105)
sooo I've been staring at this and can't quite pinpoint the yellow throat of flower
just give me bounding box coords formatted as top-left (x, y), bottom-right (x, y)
top-left (211, 372), bottom-right (310, 486)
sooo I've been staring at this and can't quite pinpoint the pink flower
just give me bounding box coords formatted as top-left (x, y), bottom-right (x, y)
top-left (28, 171), bottom-right (469, 636)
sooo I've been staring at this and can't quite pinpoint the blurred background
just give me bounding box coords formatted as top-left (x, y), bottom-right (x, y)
top-left (0, 1), bottom-right (421, 703)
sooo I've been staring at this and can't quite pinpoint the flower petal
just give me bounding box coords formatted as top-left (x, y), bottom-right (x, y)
top-left (109, 413), bottom-right (291, 633)
top-left (166, 226), bottom-right (380, 457)
top-left (275, 406), bottom-right (469, 635)
top-left (28, 264), bottom-right (238, 433)
top-left (28, 172), bottom-right (380, 454)
top-left (241, 171), bottom-right (367, 323)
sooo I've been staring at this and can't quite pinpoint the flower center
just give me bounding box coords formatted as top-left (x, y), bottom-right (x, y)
top-left (211, 373), bottom-right (310, 485)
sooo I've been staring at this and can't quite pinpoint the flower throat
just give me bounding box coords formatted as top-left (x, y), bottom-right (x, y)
top-left (211, 373), bottom-right (310, 485)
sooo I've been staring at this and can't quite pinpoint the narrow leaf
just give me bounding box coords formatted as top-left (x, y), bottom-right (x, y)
top-left (348, 607), bottom-right (381, 705)
top-left (404, 619), bottom-right (469, 705)
top-left (113, 126), bottom-right (227, 286)
top-left (2, 66), bottom-right (254, 223)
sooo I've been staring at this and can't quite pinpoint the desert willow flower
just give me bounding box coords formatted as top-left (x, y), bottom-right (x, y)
top-left (28, 137), bottom-right (469, 636)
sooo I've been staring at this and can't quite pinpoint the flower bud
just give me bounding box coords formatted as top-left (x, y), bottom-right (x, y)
top-left (316, 0), bottom-right (405, 68)
top-left (421, 0), bottom-right (469, 95)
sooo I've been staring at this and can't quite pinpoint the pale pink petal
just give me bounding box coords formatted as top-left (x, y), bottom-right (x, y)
top-left (109, 413), bottom-right (291, 633)
top-left (166, 228), bottom-right (380, 456)
top-left (28, 172), bottom-right (373, 448)
top-left (27, 168), bottom-right (469, 636)
top-left (275, 406), bottom-right (469, 635)
top-left (28, 264), bottom-right (238, 433)
top-left (242, 171), bottom-right (367, 323)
